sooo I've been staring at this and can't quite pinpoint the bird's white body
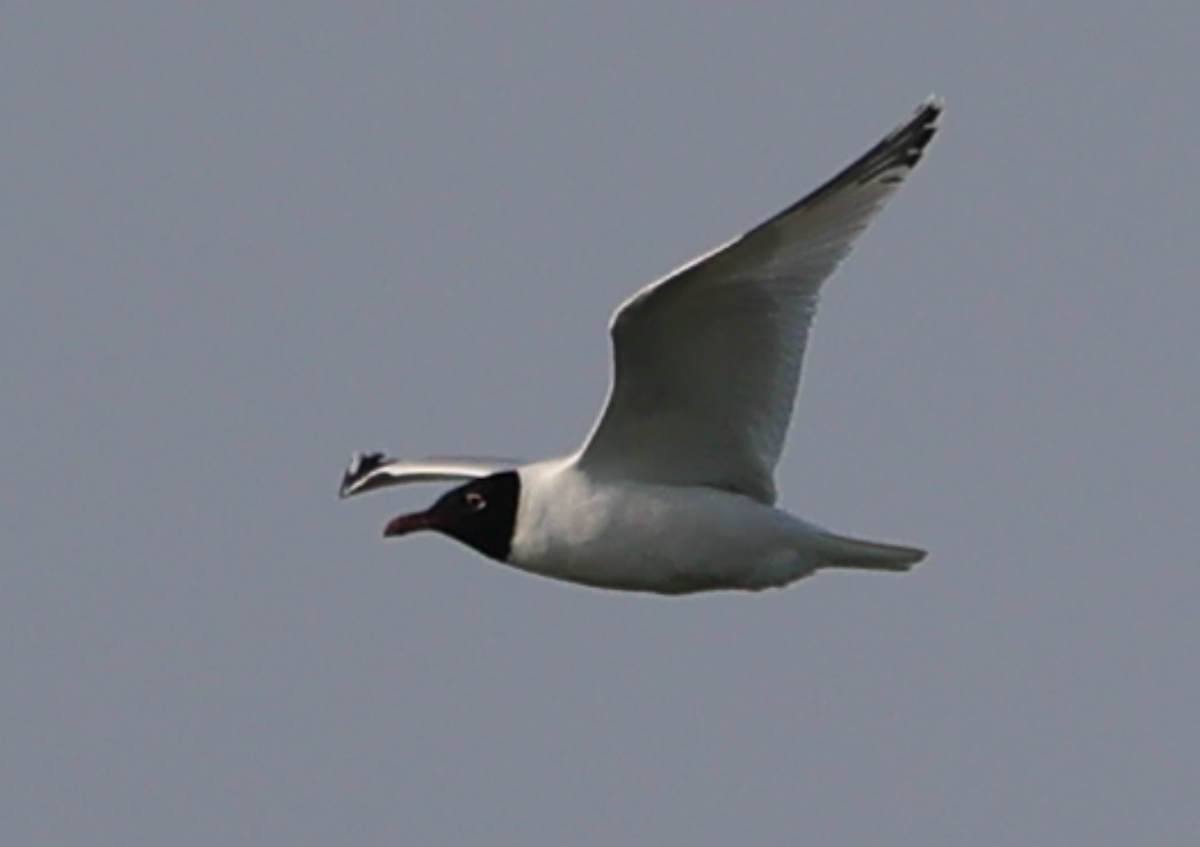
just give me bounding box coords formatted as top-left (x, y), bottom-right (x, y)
top-left (509, 459), bottom-right (829, 593)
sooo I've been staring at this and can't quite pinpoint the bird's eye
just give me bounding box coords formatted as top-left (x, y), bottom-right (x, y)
top-left (463, 491), bottom-right (487, 511)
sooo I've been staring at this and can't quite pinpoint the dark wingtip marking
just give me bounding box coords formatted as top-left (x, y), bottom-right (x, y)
top-left (761, 97), bottom-right (944, 224)
top-left (340, 451), bottom-right (388, 498)
top-left (852, 96), bottom-right (944, 186)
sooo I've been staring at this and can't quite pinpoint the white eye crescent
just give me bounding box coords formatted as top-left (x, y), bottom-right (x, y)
top-left (464, 491), bottom-right (487, 511)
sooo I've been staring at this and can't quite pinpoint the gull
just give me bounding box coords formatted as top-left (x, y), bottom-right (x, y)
top-left (340, 98), bottom-right (942, 594)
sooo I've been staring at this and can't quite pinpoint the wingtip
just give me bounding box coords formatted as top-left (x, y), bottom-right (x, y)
top-left (911, 96), bottom-right (945, 140)
top-left (899, 96), bottom-right (944, 134)
top-left (882, 96), bottom-right (944, 175)
top-left (339, 450), bottom-right (389, 499)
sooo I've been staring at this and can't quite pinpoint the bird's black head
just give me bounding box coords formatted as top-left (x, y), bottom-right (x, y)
top-left (383, 471), bottom-right (520, 562)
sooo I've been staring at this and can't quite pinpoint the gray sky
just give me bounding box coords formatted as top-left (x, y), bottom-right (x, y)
top-left (5, 2), bottom-right (1198, 845)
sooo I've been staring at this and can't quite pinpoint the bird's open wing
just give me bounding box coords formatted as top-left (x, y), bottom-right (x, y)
top-left (339, 453), bottom-right (519, 499)
top-left (575, 98), bottom-right (942, 504)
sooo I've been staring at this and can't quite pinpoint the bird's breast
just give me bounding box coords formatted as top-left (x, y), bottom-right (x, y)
top-left (508, 468), bottom-right (820, 593)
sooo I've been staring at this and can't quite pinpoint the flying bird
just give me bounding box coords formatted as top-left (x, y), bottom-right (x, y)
top-left (341, 98), bottom-right (943, 594)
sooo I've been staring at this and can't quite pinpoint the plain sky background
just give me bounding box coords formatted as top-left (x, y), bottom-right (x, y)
top-left (5, 2), bottom-right (1198, 845)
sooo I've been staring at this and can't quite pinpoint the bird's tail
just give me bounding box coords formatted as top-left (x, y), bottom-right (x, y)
top-left (812, 530), bottom-right (926, 573)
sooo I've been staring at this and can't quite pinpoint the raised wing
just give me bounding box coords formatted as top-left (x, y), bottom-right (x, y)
top-left (575, 98), bottom-right (942, 503)
top-left (339, 453), bottom-right (518, 499)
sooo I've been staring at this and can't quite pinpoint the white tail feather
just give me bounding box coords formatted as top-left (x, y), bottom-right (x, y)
top-left (813, 531), bottom-right (927, 573)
